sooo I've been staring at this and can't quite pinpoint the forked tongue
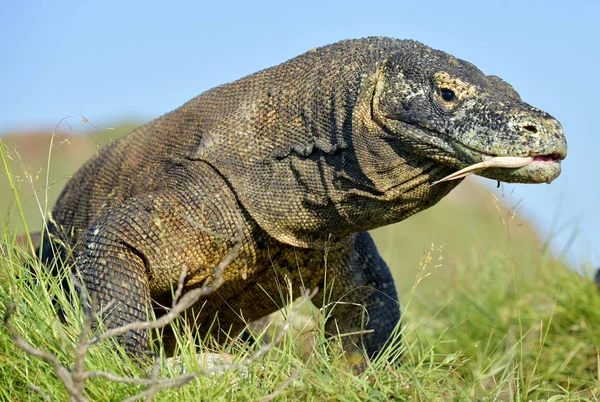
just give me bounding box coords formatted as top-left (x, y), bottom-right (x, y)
top-left (432, 156), bottom-right (534, 185)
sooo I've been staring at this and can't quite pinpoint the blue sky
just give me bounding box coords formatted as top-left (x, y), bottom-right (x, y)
top-left (1, 1), bottom-right (598, 270)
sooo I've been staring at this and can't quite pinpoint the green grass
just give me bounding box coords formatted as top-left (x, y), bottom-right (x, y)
top-left (1, 127), bottom-right (599, 400)
top-left (2, 232), bottom-right (599, 401)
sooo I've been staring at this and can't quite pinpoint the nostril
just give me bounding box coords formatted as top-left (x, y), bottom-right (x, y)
top-left (522, 124), bottom-right (538, 134)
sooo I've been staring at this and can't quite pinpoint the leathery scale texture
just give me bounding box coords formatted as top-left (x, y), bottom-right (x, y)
top-left (41, 37), bottom-right (566, 365)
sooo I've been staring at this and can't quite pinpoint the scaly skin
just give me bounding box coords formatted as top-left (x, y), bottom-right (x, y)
top-left (41, 37), bottom-right (567, 363)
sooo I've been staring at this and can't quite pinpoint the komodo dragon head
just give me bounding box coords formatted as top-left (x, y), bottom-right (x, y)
top-left (370, 42), bottom-right (566, 185)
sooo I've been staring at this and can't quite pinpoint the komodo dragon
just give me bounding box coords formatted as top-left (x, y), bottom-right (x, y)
top-left (39, 37), bottom-right (567, 363)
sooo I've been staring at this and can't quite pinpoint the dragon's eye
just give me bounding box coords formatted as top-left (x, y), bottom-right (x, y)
top-left (441, 89), bottom-right (455, 102)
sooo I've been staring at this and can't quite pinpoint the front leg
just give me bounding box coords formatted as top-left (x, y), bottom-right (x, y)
top-left (313, 232), bottom-right (401, 363)
top-left (75, 206), bottom-right (152, 352)
top-left (73, 185), bottom-right (241, 353)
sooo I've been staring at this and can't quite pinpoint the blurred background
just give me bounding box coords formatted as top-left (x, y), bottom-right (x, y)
top-left (1, 0), bottom-right (598, 286)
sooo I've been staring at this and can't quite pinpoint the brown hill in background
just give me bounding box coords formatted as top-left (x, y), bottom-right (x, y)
top-left (0, 123), bottom-right (137, 234)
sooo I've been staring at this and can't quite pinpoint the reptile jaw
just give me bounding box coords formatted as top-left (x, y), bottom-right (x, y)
top-left (432, 152), bottom-right (564, 185)
top-left (432, 156), bottom-right (534, 184)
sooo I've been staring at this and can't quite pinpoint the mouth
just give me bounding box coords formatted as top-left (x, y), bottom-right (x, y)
top-left (432, 152), bottom-right (565, 185)
top-left (382, 119), bottom-right (567, 186)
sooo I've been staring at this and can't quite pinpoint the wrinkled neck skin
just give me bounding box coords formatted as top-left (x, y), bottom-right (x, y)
top-left (192, 41), bottom-right (460, 249)
top-left (330, 71), bottom-right (462, 241)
